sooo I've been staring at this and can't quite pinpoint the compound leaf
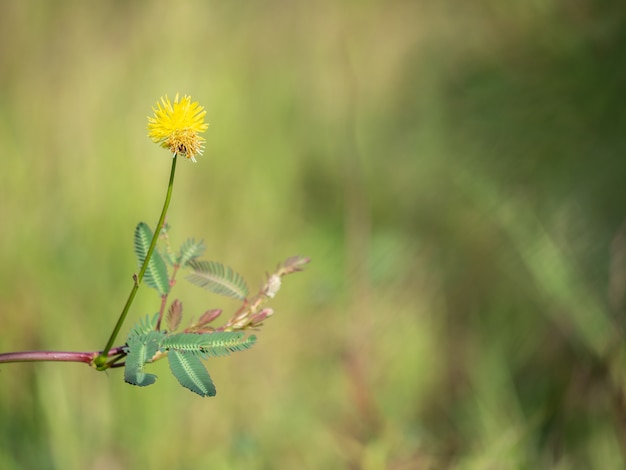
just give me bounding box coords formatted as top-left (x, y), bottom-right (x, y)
top-left (161, 331), bottom-right (257, 359)
top-left (186, 260), bottom-right (249, 300)
top-left (134, 222), bottom-right (170, 295)
top-left (198, 332), bottom-right (257, 358)
top-left (168, 350), bottom-right (216, 397)
top-left (178, 238), bottom-right (205, 267)
top-left (127, 313), bottom-right (159, 340)
top-left (124, 330), bottom-right (164, 387)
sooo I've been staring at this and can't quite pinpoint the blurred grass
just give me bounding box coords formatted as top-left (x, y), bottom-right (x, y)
top-left (1, 0), bottom-right (626, 468)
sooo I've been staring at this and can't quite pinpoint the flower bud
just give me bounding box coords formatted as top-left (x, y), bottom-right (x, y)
top-left (250, 308), bottom-right (274, 326)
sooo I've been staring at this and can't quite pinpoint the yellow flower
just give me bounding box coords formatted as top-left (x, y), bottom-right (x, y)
top-left (148, 93), bottom-right (209, 162)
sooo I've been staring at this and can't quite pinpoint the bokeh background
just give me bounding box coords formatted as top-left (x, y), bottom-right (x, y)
top-left (1, 1), bottom-right (626, 468)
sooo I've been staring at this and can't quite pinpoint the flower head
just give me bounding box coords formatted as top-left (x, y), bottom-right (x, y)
top-left (148, 93), bottom-right (209, 162)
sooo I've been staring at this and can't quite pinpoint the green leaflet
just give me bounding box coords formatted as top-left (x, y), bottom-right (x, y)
top-left (124, 330), bottom-right (164, 387)
top-left (134, 222), bottom-right (170, 295)
top-left (178, 238), bottom-right (205, 267)
top-left (186, 260), bottom-right (249, 300)
top-left (160, 332), bottom-right (257, 359)
top-left (168, 350), bottom-right (216, 397)
top-left (127, 313), bottom-right (159, 339)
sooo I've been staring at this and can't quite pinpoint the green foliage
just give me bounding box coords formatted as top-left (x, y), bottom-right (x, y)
top-left (122, 315), bottom-right (256, 396)
top-left (124, 331), bottom-right (165, 387)
top-left (120, 229), bottom-right (302, 397)
top-left (168, 351), bottom-right (216, 397)
top-left (160, 332), bottom-right (257, 359)
top-left (186, 260), bottom-right (249, 300)
top-left (127, 313), bottom-right (159, 338)
top-left (177, 238), bottom-right (205, 267)
top-left (134, 222), bottom-right (170, 295)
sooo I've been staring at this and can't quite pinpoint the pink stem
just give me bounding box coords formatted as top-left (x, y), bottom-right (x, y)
top-left (0, 346), bottom-right (126, 366)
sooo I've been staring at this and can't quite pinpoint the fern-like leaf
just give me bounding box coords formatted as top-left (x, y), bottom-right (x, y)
top-left (134, 222), bottom-right (170, 295)
top-left (168, 350), bottom-right (216, 397)
top-left (199, 332), bottom-right (257, 358)
top-left (178, 238), bottom-right (205, 267)
top-left (126, 313), bottom-right (159, 340)
top-left (186, 260), bottom-right (249, 300)
top-left (160, 333), bottom-right (210, 354)
top-left (124, 331), bottom-right (164, 387)
top-left (161, 332), bottom-right (257, 359)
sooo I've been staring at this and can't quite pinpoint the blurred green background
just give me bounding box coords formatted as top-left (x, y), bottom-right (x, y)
top-left (1, 1), bottom-right (626, 468)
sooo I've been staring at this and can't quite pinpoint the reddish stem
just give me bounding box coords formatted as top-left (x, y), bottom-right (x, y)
top-left (0, 346), bottom-right (126, 367)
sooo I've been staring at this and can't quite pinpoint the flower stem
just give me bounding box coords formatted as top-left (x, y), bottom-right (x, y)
top-left (94, 155), bottom-right (178, 370)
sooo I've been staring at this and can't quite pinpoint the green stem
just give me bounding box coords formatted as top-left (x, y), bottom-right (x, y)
top-left (95, 155), bottom-right (178, 369)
